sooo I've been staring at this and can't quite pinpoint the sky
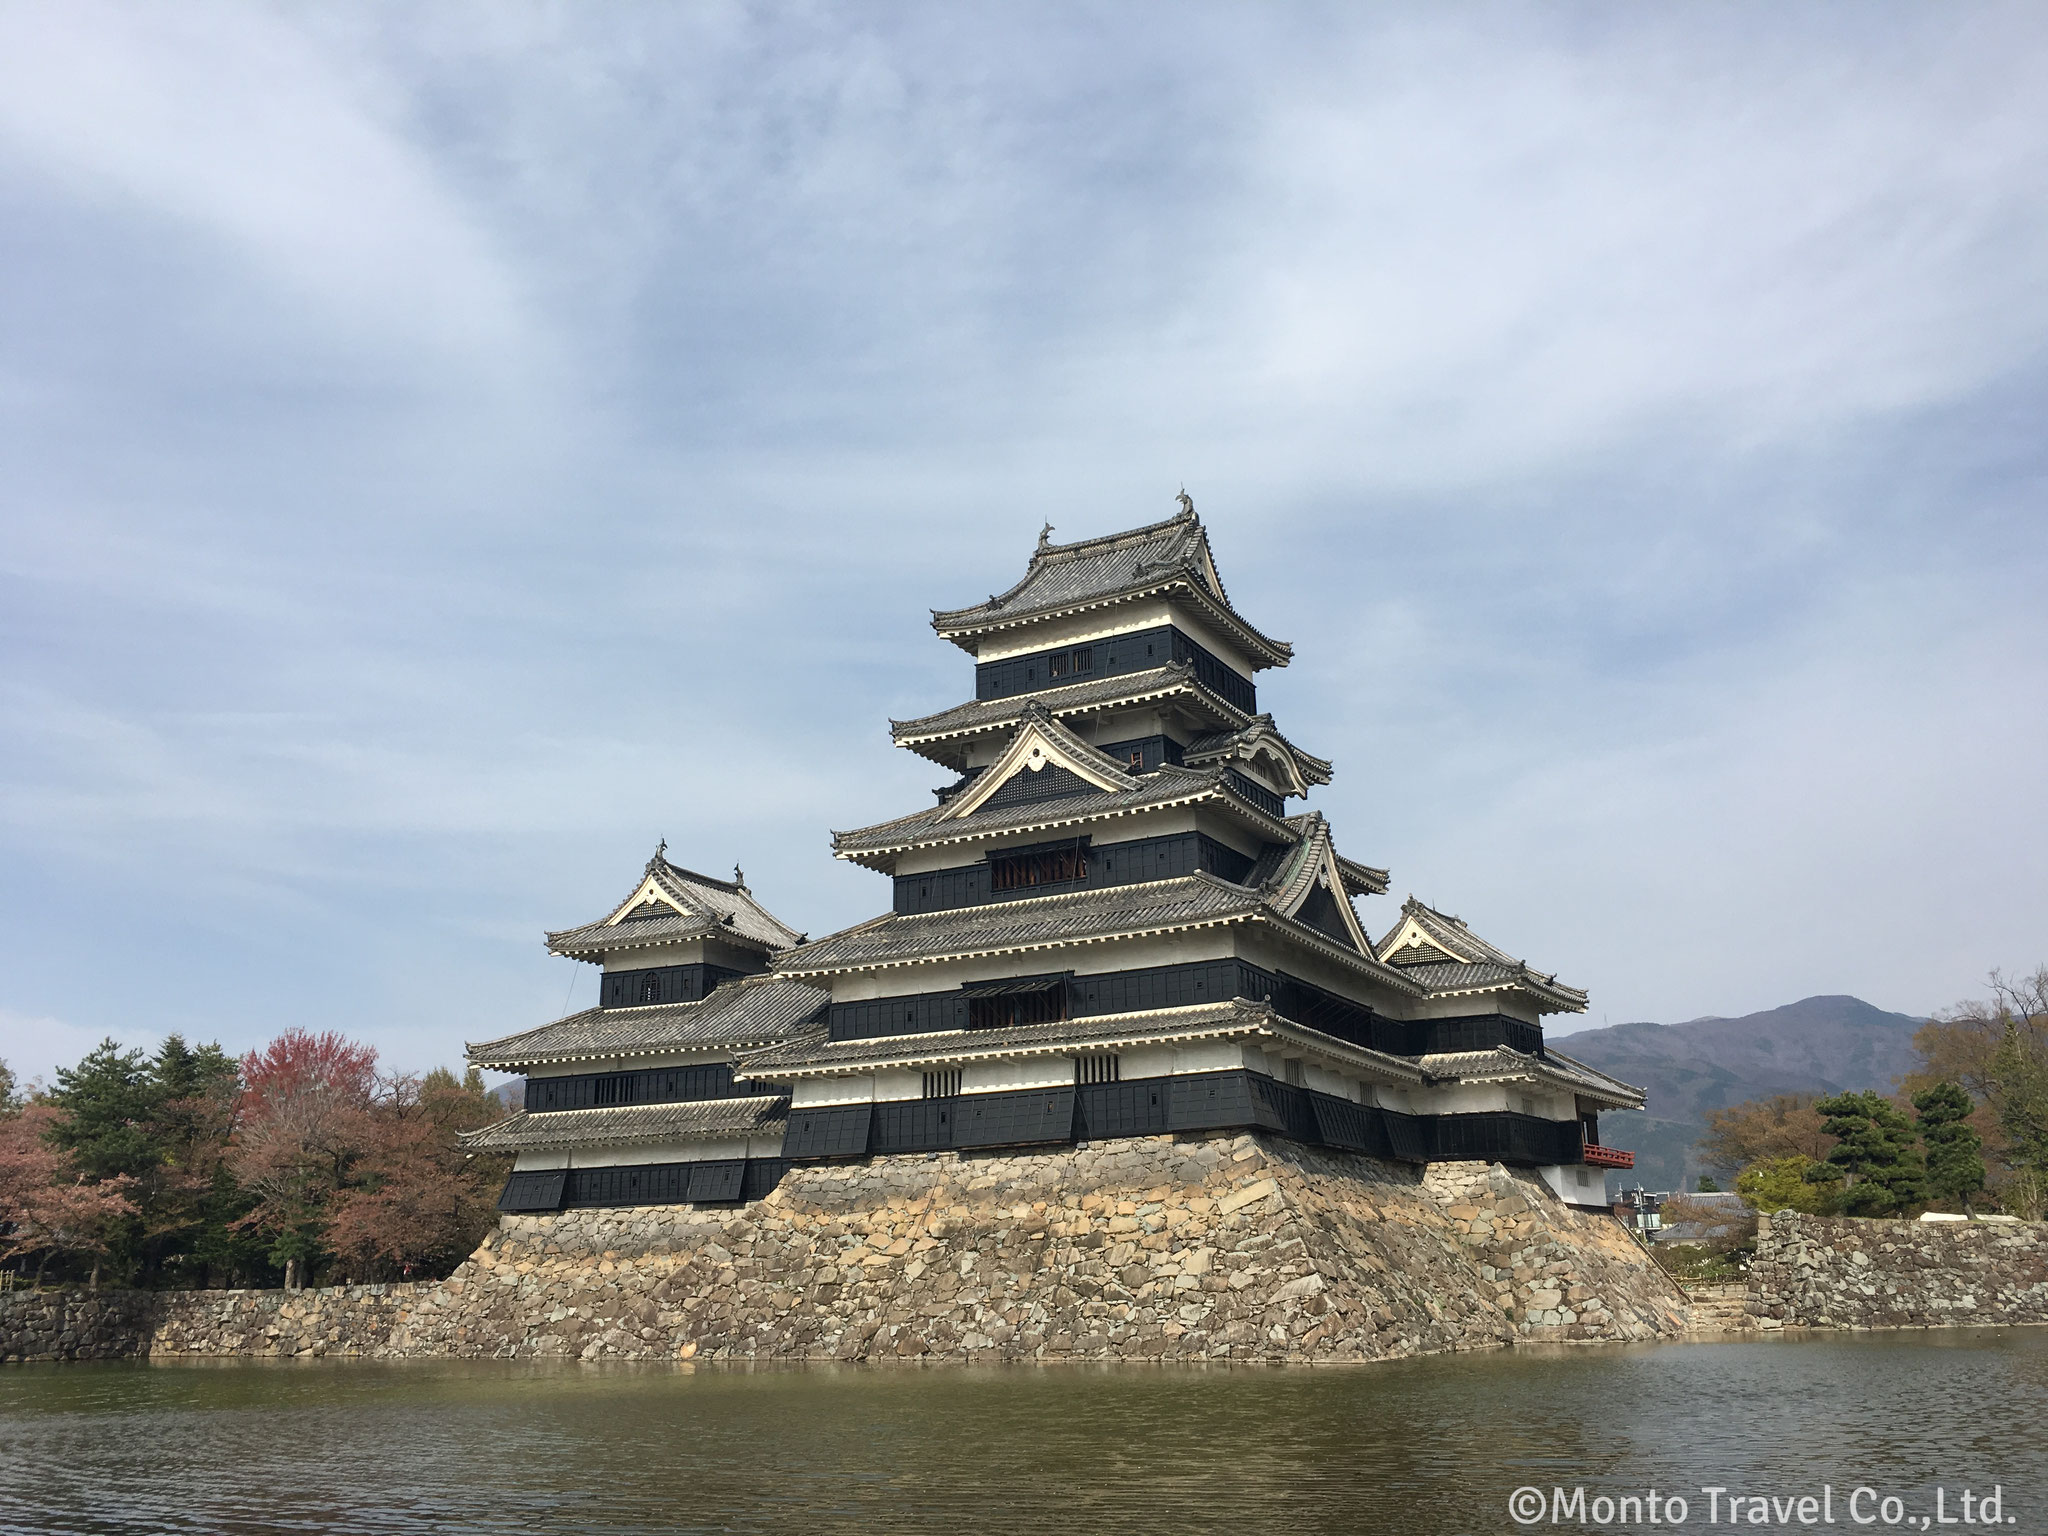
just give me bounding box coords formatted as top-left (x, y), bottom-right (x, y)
top-left (2, 2), bottom-right (2045, 1090)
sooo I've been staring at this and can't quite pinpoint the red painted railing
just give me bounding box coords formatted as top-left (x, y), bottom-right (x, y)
top-left (1582, 1144), bottom-right (1635, 1169)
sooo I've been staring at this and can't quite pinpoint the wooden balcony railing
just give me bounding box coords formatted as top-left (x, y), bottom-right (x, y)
top-left (1582, 1143), bottom-right (1635, 1169)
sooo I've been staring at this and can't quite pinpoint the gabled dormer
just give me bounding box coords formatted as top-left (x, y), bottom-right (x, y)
top-left (546, 847), bottom-right (807, 1008)
top-left (1252, 812), bottom-right (1379, 954)
top-left (935, 704), bottom-right (1139, 821)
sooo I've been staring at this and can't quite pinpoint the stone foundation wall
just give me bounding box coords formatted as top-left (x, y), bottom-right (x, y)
top-left (6, 1133), bottom-right (1689, 1364)
top-left (0, 1288), bottom-right (161, 1362)
top-left (1746, 1211), bottom-right (2048, 1330)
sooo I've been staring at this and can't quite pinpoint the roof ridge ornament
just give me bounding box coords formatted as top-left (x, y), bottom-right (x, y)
top-left (1176, 487), bottom-right (1194, 518)
top-left (648, 838), bottom-right (668, 872)
top-left (1037, 521), bottom-right (1054, 550)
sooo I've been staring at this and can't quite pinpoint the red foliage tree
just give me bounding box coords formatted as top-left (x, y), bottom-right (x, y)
top-left (229, 1030), bottom-right (378, 1284)
top-left (324, 1069), bottom-right (508, 1280)
top-left (0, 1104), bottom-right (138, 1285)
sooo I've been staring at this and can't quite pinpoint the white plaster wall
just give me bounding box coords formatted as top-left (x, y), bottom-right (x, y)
top-left (1406, 994), bottom-right (1545, 1026)
top-left (873, 1069), bottom-right (924, 1102)
top-left (1410, 1081), bottom-right (1512, 1115)
top-left (963, 1058), bottom-right (1073, 1093)
top-left (971, 602), bottom-right (1181, 663)
top-left (1303, 1063), bottom-right (1362, 1102)
top-left (599, 941), bottom-right (705, 971)
top-left (1537, 1163), bottom-right (1607, 1207)
top-left (1118, 1044), bottom-right (1179, 1079)
top-left (792, 1078), bottom-right (874, 1108)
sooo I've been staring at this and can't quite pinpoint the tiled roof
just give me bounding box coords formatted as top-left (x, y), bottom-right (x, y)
top-left (742, 997), bottom-right (1425, 1085)
top-left (466, 977), bottom-right (829, 1069)
top-left (1181, 717), bottom-right (1334, 791)
top-left (928, 511), bottom-right (1292, 667)
top-left (777, 873), bottom-right (1265, 975)
top-left (546, 851), bottom-right (805, 959)
top-left (1416, 1045), bottom-right (1643, 1109)
top-left (1399, 961), bottom-right (1589, 1012)
top-left (459, 1095), bottom-right (789, 1152)
top-left (1375, 898), bottom-right (1586, 1012)
top-left (831, 761), bottom-right (1291, 870)
top-left (891, 664), bottom-right (1249, 751)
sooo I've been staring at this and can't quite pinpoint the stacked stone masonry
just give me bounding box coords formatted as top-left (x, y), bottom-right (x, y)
top-left (1746, 1211), bottom-right (2048, 1331)
top-left (4, 1136), bottom-right (1686, 1363)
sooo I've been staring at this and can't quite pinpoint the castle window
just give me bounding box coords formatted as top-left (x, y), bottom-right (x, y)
top-left (990, 840), bottom-right (1086, 892)
top-left (1127, 749), bottom-right (1144, 770)
top-left (1075, 1054), bottom-right (1120, 1085)
top-left (964, 975), bottom-right (1070, 1031)
top-left (639, 974), bottom-right (662, 1004)
top-left (923, 1069), bottom-right (962, 1099)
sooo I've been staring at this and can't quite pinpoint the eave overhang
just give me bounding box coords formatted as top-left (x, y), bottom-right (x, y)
top-left (934, 573), bottom-right (1294, 670)
top-left (742, 998), bottom-right (1425, 1087)
top-left (829, 773), bottom-right (1299, 876)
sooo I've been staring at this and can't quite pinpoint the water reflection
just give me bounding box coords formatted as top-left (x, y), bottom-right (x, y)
top-left (1, 1332), bottom-right (2043, 1535)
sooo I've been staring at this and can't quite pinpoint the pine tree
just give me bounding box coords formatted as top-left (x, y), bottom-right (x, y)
top-left (1912, 1081), bottom-right (1985, 1211)
top-left (1812, 1091), bottom-right (1927, 1216)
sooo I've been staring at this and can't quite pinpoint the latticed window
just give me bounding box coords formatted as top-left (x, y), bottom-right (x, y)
top-left (922, 1069), bottom-right (962, 1099)
top-left (989, 841), bottom-right (1086, 891)
top-left (967, 981), bottom-right (1068, 1031)
top-left (639, 973), bottom-right (662, 1004)
top-left (1074, 1053), bottom-right (1121, 1085)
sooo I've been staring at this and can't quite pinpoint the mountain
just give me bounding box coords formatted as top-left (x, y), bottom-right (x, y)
top-left (1551, 995), bottom-right (1927, 1196)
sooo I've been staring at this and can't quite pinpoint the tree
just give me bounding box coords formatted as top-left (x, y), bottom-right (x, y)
top-left (1735, 1155), bottom-right (1839, 1215)
top-left (1918, 965), bottom-right (2048, 1215)
top-left (1695, 1175), bottom-right (1720, 1193)
top-left (1913, 1081), bottom-right (1986, 1211)
top-left (0, 1058), bottom-right (18, 1113)
top-left (1698, 1094), bottom-right (1833, 1175)
top-left (230, 1030), bottom-right (379, 1287)
top-left (323, 1068), bottom-right (508, 1280)
top-left (1812, 1091), bottom-right (1926, 1216)
top-left (0, 1104), bottom-right (138, 1285)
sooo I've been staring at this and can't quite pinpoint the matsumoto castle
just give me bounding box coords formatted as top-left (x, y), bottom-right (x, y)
top-left (468, 502), bottom-right (1642, 1213)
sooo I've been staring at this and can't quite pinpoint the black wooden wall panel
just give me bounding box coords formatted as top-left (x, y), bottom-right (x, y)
top-left (952, 1087), bottom-right (1076, 1148)
top-left (1167, 1071), bottom-right (1269, 1132)
top-left (972, 625), bottom-right (1258, 714)
top-left (1219, 769), bottom-right (1286, 819)
top-left (891, 831), bottom-right (1258, 917)
top-left (871, 1098), bottom-right (954, 1153)
top-left (1408, 1015), bottom-right (1546, 1057)
top-left (1075, 1078), bottom-right (1172, 1139)
top-left (740, 1158), bottom-right (792, 1201)
top-left (686, 1160), bottom-right (747, 1203)
top-left (1381, 1110), bottom-right (1435, 1162)
top-left (524, 1064), bottom-right (788, 1113)
top-left (1094, 735), bottom-right (1185, 773)
top-left (1308, 1094), bottom-right (1389, 1156)
top-left (497, 1169), bottom-right (567, 1212)
top-left (782, 1104), bottom-right (874, 1159)
top-left (1247, 1074), bottom-right (1320, 1141)
top-left (598, 963), bottom-right (747, 1010)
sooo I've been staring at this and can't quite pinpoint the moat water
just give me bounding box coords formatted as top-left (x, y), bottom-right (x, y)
top-left (3, 1332), bottom-right (2044, 1535)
